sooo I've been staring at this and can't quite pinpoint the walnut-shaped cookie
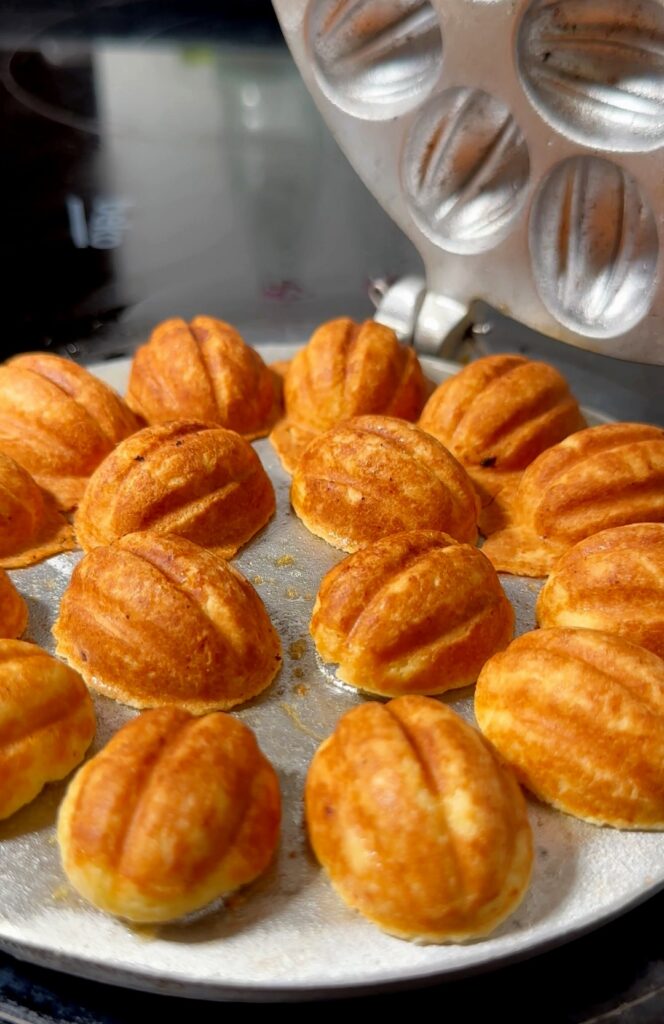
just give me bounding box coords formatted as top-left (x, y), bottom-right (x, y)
top-left (481, 423), bottom-right (664, 577)
top-left (58, 707), bottom-right (280, 923)
top-left (75, 420), bottom-right (275, 557)
top-left (475, 628), bottom-right (664, 829)
top-left (419, 354), bottom-right (585, 534)
top-left (0, 571), bottom-right (28, 639)
top-left (306, 696), bottom-right (532, 942)
top-left (126, 316), bottom-right (281, 439)
top-left (0, 452), bottom-right (75, 568)
top-left (53, 532), bottom-right (281, 712)
top-left (0, 640), bottom-right (95, 820)
top-left (311, 530), bottom-right (513, 696)
top-left (270, 318), bottom-right (427, 471)
top-left (291, 416), bottom-right (479, 552)
top-left (0, 353), bottom-right (139, 510)
top-left (537, 524), bottom-right (664, 659)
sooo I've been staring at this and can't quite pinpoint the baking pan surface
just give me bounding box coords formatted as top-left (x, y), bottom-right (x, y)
top-left (0, 347), bottom-right (660, 1001)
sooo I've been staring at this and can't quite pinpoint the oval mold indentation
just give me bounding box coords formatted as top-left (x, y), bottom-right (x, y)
top-left (517, 0), bottom-right (664, 151)
top-left (402, 87), bottom-right (530, 254)
top-left (529, 156), bottom-right (659, 338)
top-left (306, 0), bottom-right (443, 119)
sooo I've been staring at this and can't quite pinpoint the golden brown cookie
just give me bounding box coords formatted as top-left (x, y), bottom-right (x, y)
top-left (53, 532), bottom-right (282, 712)
top-left (311, 530), bottom-right (513, 696)
top-left (481, 423), bottom-right (664, 576)
top-left (0, 353), bottom-right (139, 510)
top-left (75, 420), bottom-right (275, 557)
top-left (306, 696), bottom-right (532, 942)
top-left (126, 316), bottom-right (282, 439)
top-left (0, 452), bottom-right (75, 568)
top-left (419, 354), bottom-right (585, 535)
top-left (270, 318), bottom-right (427, 471)
top-left (291, 415), bottom-right (480, 552)
top-left (58, 707), bottom-right (280, 922)
top-left (0, 640), bottom-right (95, 820)
top-left (537, 524), bottom-right (664, 659)
top-left (0, 571), bottom-right (28, 639)
top-left (475, 628), bottom-right (664, 828)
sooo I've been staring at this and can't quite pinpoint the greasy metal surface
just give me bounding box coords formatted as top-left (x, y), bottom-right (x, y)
top-left (273, 1), bottom-right (664, 364)
top-left (0, 347), bottom-right (662, 1002)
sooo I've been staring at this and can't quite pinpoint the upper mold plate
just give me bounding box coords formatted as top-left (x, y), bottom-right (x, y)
top-left (517, 0), bottom-right (664, 152)
top-left (306, 0), bottom-right (444, 119)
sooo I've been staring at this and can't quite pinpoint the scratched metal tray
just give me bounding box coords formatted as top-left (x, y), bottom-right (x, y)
top-left (0, 346), bottom-right (661, 1002)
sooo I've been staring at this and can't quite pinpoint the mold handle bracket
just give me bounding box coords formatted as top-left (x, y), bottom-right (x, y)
top-left (371, 276), bottom-right (479, 359)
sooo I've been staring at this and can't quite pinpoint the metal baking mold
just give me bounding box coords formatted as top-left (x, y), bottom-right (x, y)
top-left (0, 348), bottom-right (661, 1002)
top-left (274, 0), bottom-right (664, 363)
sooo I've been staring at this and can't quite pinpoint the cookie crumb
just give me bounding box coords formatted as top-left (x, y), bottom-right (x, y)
top-left (288, 638), bottom-right (307, 661)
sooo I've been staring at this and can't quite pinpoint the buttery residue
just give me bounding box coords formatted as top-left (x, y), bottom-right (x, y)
top-left (303, 591), bottom-right (314, 601)
top-left (225, 890), bottom-right (248, 913)
top-left (285, 587), bottom-right (300, 600)
top-left (252, 574), bottom-right (264, 586)
top-left (51, 885), bottom-right (72, 903)
top-left (279, 702), bottom-right (324, 742)
top-left (293, 667), bottom-right (305, 680)
top-left (294, 683), bottom-right (309, 697)
top-left (127, 923), bottom-right (159, 942)
top-left (275, 554), bottom-right (295, 567)
top-left (288, 638), bottom-right (307, 661)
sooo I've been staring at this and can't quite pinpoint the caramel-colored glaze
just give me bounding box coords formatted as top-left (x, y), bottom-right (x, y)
top-left (311, 530), bottom-right (513, 696)
top-left (270, 318), bottom-right (427, 471)
top-left (537, 524), bottom-right (664, 658)
top-left (53, 532), bottom-right (282, 712)
top-left (291, 415), bottom-right (480, 552)
top-left (475, 628), bottom-right (664, 828)
top-left (0, 640), bottom-right (95, 820)
top-left (0, 452), bottom-right (75, 568)
top-left (0, 353), bottom-right (140, 510)
top-left (0, 572), bottom-right (28, 639)
top-left (306, 696), bottom-right (532, 942)
top-left (126, 317), bottom-right (282, 440)
top-left (75, 420), bottom-right (275, 558)
top-left (482, 423), bottom-right (664, 577)
top-left (419, 355), bottom-right (585, 470)
top-left (58, 707), bottom-right (280, 922)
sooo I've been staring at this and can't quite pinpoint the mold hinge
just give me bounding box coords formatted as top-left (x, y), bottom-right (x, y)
top-left (369, 276), bottom-right (484, 359)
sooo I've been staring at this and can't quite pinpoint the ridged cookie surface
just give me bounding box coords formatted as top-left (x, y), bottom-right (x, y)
top-left (420, 354), bottom-right (584, 470)
top-left (126, 316), bottom-right (281, 439)
top-left (0, 353), bottom-right (139, 509)
top-left (475, 628), bottom-right (664, 828)
top-left (0, 452), bottom-right (74, 567)
top-left (58, 707), bottom-right (280, 922)
top-left (419, 354), bottom-right (585, 535)
top-left (271, 318), bottom-right (426, 471)
top-left (481, 423), bottom-right (664, 576)
top-left (75, 420), bottom-right (275, 557)
top-left (311, 530), bottom-right (513, 696)
top-left (537, 524), bottom-right (664, 658)
top-left (0, 640), bottom-right (95, 820)
top-left (291, 415), bottom-right (479, 552)
top-left (306, 696), bottom-right (532, 942)
top-left (54, 532), bottom-right (282, 712)
top-left (0, 571), bottom-right (27, 639)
